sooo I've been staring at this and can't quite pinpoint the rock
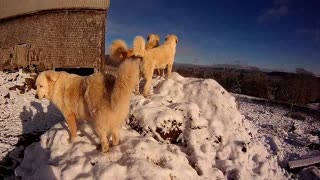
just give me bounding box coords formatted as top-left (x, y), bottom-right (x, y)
top-left (298, 166), bottom-right (320, 180)
top-left (288, 155), bottom-right (320, 169)
top-left (4, 93), bottom-right (10, 99)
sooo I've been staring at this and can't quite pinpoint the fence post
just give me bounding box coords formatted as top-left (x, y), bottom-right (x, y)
top-left (290, 103), bottom-right (293, 117)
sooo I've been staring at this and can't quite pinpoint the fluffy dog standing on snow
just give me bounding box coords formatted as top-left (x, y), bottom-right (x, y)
top-left (110, 33), bottom-right (160, 63)
top-left (146, 34), bottom-right (165, 77)
top-left (135, 34), bottom-right (178, 96)
top-left (110, 34), bottom-right (178, 96)
top-left (35, 36), bottom-right (144, 153)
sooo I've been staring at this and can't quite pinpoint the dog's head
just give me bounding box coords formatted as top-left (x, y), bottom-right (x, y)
top-left (35, 71), bottom-right (59, 100)
top-left (147, 34), bottom-right (160, 43)
top-left (110, 39), bottom-right (128, 62)
top-left (165, 34), bottom-right (178, 45)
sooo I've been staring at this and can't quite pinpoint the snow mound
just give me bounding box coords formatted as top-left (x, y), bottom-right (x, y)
top-left (16, 72), bottom-right (285, 179)
top-left (16, 123), bottom-right (201, 179)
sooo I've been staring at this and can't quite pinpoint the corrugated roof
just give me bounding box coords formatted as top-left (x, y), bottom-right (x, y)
top-left (0, 0), bottom-right (110, 20)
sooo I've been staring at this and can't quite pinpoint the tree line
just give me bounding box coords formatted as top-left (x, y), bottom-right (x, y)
top-left (175, 66), bottom-right (320, 106)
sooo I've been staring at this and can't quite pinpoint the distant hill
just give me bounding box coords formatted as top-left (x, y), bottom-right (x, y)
top-left (174, 63), bottom-right (320, 105)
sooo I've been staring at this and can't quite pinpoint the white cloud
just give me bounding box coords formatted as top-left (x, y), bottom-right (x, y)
top-left (257, 5), bottom-right (289, 22)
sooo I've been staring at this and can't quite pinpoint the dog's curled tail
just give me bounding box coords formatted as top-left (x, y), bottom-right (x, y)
top-left (109, 39), bottom-right (128, 62)
top-left (111, 37), bottom-right (142, 111)
top-left (132, 36), bottom-right (146, 57)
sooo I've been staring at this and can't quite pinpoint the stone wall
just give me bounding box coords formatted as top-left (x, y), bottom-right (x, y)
top-left (0, 10), bottom-right (106, 71)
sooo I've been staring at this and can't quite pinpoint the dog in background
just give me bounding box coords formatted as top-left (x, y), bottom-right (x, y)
top-left (145, 34), bottom-right (165, 77)
top-left (110, 34), bottom-right (160, 63)
top-left (133, 34), bottom-right (178, 97)
top-left (35, 36), bottom-right (144, 153)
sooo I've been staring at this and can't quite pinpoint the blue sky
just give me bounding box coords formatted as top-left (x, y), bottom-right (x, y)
top-left (105, 0), bottom-right (320, 74)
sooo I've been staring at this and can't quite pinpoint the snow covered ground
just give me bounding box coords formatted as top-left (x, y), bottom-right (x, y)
top-left (234, 94), bottom-right (320, 172)
top-left (0, 71), bottom-right (64, 178)
top-left (1, 70), bottom-right (318, 179)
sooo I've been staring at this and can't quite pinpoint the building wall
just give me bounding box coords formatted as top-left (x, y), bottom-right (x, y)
top-left (0, 10), bottom-right (106, 71)
top-left (0, 0), bottom-right (109, 20)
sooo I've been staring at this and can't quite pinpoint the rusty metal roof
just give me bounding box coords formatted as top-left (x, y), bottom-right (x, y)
top-left (0, 0), bottom-right (110, 20)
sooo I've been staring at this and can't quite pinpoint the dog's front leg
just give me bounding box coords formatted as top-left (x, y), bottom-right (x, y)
top-left (143, 75), bottom-right (152, 97)
top-left (166, 64), bottom-right (173, 79)
top-left (65, 112), bottom-right (78, 143)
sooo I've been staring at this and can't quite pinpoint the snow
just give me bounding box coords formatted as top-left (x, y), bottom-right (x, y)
top-left (0, 71), bottom-right (64, 177)
top-left (236, 94), bottom-right (320, 171)
top-left (10, 72), bottom-right (286, 179)
top-left (16, 124), bottom-right (200, 179)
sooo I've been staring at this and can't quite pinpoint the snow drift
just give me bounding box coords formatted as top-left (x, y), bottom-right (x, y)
top-left (15, 72), bottom-right (285, 179)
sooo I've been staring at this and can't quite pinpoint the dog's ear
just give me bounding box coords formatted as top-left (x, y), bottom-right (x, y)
top-left (147, 35), bottom-right (151, 41)
top-left (45, 71), bottom-right (59, 83)
top-left (165, 35), bottom-right (169, 41)
top-left (175, 36), bottom-right (178, 44)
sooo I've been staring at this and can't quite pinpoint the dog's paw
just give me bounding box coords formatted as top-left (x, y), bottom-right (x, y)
top-left (97, 143), bottom-right (110, 153)
top-left (68, 136), bottom-right (76, 143)
top-left (112, 139), bottom-right (119, 146)
top-left (143, 93), bottom-right (150, 98)
top-left (102, 144), bottom-right (110, 153)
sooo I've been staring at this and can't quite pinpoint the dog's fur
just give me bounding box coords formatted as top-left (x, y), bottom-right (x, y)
top-left (109, 34), bottom-right (160, 63)
top-left (134, 34), bottom-right (178, 96)
top-left (146, 34), bottom-right (165, 77)
top-left (146, 34), bottom-right (160, 49)
top-left (35, 36), bottom-right (143, 153)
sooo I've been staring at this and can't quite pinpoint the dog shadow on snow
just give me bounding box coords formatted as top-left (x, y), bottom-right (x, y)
top-left (1, 99), bottom-right (115, 179)
top-left (0, 101), bottom-right (65, 179)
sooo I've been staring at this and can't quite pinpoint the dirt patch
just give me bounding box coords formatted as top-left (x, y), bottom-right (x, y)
top-left (128, 115), bottom-right (182, 144)
top-left (8, 77), bottom-right (37, 94)
top-left (155, 120), bottom-right (182, 144)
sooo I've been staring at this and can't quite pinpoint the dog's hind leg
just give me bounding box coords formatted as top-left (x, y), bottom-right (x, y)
top-left (143, 68), bottom-right (154, 97)
top-left (134, 74), bottom-right (140, 95)
top-left (166, 63), bottom-right (173, 79)
top-left (161, 69), bottom-right (165, 77)
top-left (94, 125), bottom-right (109, 153)
top-left (65, 112), bottom-right (77, 143)
top-left (112, 129), bottom-right (120, 146)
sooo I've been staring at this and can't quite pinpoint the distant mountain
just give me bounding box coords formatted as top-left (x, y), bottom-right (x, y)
top-left (210, 64), bottom-right (261, 71)
top-left (175, 63), bottom-right (318, 77)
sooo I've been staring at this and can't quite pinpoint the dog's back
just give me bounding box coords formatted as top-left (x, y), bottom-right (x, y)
top-left (145, 40), bottom-right (177, 67)
top-left (81, 72), bottom-right (116, 117)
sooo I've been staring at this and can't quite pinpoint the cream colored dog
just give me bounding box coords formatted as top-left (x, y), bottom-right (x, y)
top-left (35, 36), bottom-right (144, 153)
top-left (134, 34), bottom-right (178, 96)
top-left (110, 33), bottom-right (160, 63)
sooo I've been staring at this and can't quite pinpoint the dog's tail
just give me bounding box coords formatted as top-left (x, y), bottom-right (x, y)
top-left (111, 36), bottom-right (143, 111)
top-left (132, 36), bottom-right (146, 57)
top-left (109, 39), bottom-right (128, 62)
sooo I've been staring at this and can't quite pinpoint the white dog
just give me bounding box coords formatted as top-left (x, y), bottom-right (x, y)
top-left (134, 34), bottom-right (178, 96)
top-left (35, 36), bottom-right (144, 153)
top-left (110, 34), bottom-right (160, 63)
